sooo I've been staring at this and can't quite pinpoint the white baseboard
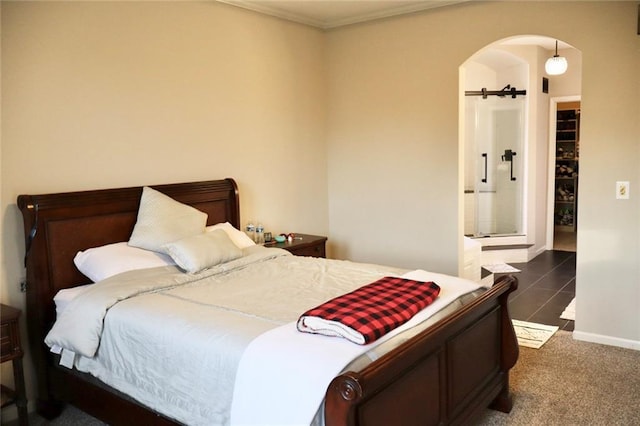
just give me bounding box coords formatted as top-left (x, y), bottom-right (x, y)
top-left (529, 245), bottom-right (547, 260)
top-left (572, 330), bottom-right (640, 351)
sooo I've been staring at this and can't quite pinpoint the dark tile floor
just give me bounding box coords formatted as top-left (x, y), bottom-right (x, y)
top-left (499, 250), bottom-right (576, 331)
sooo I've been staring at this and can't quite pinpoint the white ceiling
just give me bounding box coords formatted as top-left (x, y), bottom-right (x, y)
top-left (218, 0), bottom-right (470, 29)
top-left (501, 36), bottom-right (571, 51)
top-left (217, 0), bottom-right (574, 53)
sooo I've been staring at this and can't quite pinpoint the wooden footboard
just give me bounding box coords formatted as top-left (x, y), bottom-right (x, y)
top-left (325, 274), bottom-right (518, 426)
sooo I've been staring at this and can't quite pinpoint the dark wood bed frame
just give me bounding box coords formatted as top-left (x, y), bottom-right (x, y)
top-left (17, 178), bottom-right (519, 426)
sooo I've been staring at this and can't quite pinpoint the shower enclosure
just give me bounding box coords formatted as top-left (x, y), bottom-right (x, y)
top-left (465, 87), bottom-right (526, 237)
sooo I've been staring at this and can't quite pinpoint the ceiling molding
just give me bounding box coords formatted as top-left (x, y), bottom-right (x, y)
top-left (218, 0), bottom-right (327, 28)
top-left (218, 0), bottom-right (470, 30)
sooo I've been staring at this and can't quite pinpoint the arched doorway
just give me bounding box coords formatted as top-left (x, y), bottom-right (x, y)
top-left (460, 36), bottom-right (581, 330)
top-left (460, 36), bottom-right (581, 265)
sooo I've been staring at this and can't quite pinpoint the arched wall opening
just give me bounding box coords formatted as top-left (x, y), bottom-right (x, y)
top-left (459, 35), bottom-right (582, 279)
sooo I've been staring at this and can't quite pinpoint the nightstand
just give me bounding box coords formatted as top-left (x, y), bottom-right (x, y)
top-left (1, 304), bottom-right (28, 425)
top-left (266, 234), bottom-right (327, 258)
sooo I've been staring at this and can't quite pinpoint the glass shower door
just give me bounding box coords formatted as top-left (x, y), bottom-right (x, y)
top-left (467, 96), bottom-right (525, 237)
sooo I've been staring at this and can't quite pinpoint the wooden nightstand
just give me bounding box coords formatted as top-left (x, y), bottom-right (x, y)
top-left (266, 234), bottom-right (327, 258)
top-left (1, 304), bottom-right (28, 425)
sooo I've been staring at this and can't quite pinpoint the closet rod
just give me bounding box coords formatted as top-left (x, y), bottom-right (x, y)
top-left (465, 85), bottom-right (526, 99)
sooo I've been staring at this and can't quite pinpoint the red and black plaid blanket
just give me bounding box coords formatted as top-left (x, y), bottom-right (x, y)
top-left (296, 276), bottom-right (441, 345)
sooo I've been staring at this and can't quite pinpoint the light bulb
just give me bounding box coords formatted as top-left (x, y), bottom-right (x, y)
top-left (545, 55), bottom-right (568, 75)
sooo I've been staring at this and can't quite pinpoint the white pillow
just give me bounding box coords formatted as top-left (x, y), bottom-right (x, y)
top-left (206, 222), bottom-right (256, 249)
top-left (74, 242), bottom-right (176, 282)
top-left (128, 186), bottom-right (208, 254)
top-left (162, 229), bottom-right (243, 274)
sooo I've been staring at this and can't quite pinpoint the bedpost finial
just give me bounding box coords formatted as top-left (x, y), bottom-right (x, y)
top-left (333, 373), bottom-right (363, 402)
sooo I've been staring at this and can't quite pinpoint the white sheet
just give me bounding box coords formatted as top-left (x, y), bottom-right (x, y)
top-left (230, 269), bottom-right (482, 425)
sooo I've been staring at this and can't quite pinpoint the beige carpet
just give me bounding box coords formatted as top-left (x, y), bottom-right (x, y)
top-left (476, 331), bottom-right (640, 425)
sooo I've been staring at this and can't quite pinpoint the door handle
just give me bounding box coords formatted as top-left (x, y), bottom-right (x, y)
top-left (501, 149), bottom-right (517, 181)
top-left (481, 153), bottom-right (488, 183)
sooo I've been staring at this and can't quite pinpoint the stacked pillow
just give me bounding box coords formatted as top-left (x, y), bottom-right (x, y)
top-left (162, 229), bottom-right (241, 274)
top-left (205, 221), bottom-right (256, 249)
top-left (74, 242), bottom-right (176, 283)
top-left (74, 186), bottom-right (255, 281)
top-left (128, 186), bottom-right (208, 254)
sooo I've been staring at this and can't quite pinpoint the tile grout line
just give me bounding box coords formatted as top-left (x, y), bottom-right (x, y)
top-left (508, 253), bottom-right (573, 302)
top-left (523, 253), bottom-right (576, 323)
top-left (524, 278), bottom-right (574, 323)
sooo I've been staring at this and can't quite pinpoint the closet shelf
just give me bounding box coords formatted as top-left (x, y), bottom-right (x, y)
top-left (554, 103), bottom-right (580, 232)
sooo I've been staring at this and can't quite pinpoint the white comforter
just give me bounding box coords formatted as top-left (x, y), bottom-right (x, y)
top-left (46, 247), bottom-right (484, 425)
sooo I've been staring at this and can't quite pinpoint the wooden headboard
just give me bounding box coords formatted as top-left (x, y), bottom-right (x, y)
top-left (17, 178), bottom-right (239, 398)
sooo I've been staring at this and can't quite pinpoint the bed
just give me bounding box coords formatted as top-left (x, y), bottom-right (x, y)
top-left (17, 178), bottom-right (519, 425)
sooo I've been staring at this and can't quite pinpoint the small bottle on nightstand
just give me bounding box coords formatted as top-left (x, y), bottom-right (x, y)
top-left (245, 220), bottom-right (255, 242)
top-left (255, 222), bottom-right (264, 244)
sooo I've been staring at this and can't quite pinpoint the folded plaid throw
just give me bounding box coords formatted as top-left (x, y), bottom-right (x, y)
top-left (296, 276), bottom-right (441, 345)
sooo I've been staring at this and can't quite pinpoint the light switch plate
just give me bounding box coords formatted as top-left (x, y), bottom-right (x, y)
top-left (616, 181), bottom-right (630, 199)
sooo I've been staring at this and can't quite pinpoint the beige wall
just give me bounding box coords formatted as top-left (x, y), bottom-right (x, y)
top-left (1, 1), bottom-right (327, 410)
top-left (549, 48), bottom-right (583, 97)
top-left (1, 0), bottom-right (639, 417)
top-left (326, 11), bottom-right (464, 271)
top-left (2, 1), bottom-right (328, 287)
top-left (326, 1), bottom-right (639, 348)
top-left (572, 2), bottom-right (640, 347)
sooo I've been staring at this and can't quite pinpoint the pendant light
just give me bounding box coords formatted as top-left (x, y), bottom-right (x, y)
top-left (545, 40), bottom-right (568, 76)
